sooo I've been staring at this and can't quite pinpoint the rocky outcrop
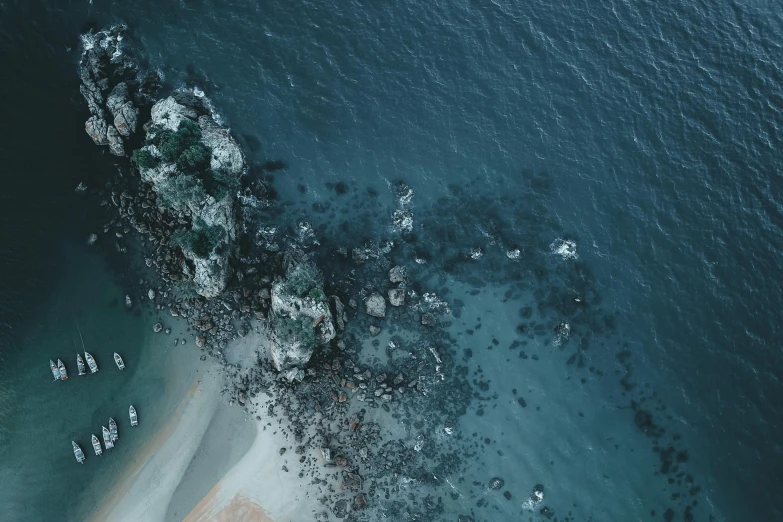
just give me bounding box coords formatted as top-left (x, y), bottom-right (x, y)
top-left (78, 25), bottom-right (160, 156)
top-left (268, 261), bottom-right (335, 371)
top-left (135, 95), bottom-right (245, 298)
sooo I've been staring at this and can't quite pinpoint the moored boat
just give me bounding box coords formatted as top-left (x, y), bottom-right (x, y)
top-left (114, 352), bottom-right (125, 370)
top-left (85, 351), bottom-right (98, 373)
top-left (109, 417), bottom-right (118, 442)
top-left (72, 441), bottom-right (85, 463)
top-left (50, 360), bottom-right (60, 381)
top-left (129, 405), bottom-right (138, 426)
top-left (77, 353), bottom-right (86, 376)
top-left (57, 359), bottom-right (68, 380)
top-left (92, 434), bottom-right (102, 456)
top-left (102, 426), bottom-right (114, 449)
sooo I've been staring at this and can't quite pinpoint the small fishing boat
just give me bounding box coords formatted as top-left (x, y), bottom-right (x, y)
top-left (102, 426), bottom-right (114, 449)
top-left (72, 441), bottom-right (85, 463)
top-left (57, 359), bottom-right (68, 380)
top-left (85, 351), bottom-right (98, 373)
top-left (92, 434), bottom-right (102, 456)
top-left (109, 418), bottom-right (118, 442)
top-left (77, 353), bottom-right (86, 376)
top-left (50, 360), bottom-right (60, 381)
top-left (114, 352), bottom-right (125, 370)
top-left (129, 405), bottom-right (138, 426)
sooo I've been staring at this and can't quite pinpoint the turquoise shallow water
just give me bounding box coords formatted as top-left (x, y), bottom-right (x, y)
top-left (0, 242), bottom-right (201, 521)
top-left (1, 0), bottom-right (782, 521)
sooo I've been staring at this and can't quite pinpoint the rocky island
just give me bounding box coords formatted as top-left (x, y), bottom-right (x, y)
top-left (76, 24), bottom-right (547, 522)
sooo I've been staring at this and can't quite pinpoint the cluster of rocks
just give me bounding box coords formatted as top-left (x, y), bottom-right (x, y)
top-left (78, 25), bottom-right (161, 156)
top-left (77, 25), bottom-right (561, 522)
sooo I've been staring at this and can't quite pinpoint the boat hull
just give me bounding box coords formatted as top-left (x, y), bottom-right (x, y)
top-left (57, 359), bottom-right (68, 380)
top-left (129, 406), bottom-right (138, 426)
top-left (85, 352), bottom-right (98, 373)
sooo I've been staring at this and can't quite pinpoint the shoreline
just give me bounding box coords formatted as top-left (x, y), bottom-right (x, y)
top-left (86, 366), bottom-right (225, 522)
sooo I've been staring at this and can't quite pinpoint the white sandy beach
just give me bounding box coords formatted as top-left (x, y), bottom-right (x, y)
top-left (87, 329), bottom-right (323, 522)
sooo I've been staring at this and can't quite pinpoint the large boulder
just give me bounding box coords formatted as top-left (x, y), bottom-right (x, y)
top-left (136, 95), bottom-right (244, 298)
top-left (106, 125), bottom-right (124, 156)
top-left (149, 96), bottom-right (199, 132)
top-left (198, 115), bottom-right (245, 175)
top-left (365, 293), bottom-right (386, 318)
top-left (267, 261), bottom-right (335, 371)
top-left (85, 115), bottom-right (108, 146)
top-left (188, 249), bottom-right (231, 299)
top-left (106, 82), bottom-right (138, 137)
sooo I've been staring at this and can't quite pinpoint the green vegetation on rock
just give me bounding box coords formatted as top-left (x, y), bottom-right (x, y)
top-left (155, 174), bottom-right (207, 211)
top-left (155, 119), bottom-right (203, 163)
top-left (202, 168), bottom-right (241, 200)
top-left (170, 221), bottom-right (226, 258)
top-left (270, 311), bottom-right (317, 348)
top-left (282, 261), bottom-right (324, 300)
top-left (132, 148), bottom-right (159, 169)
top-left (132, 119), bottom-right (240, 201)
top-left (177, 143), bottom-right (211, 173)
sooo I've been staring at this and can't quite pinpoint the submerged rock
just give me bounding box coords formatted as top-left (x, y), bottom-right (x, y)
top-left (365, 293), bottom-right (386, 318)
top-left (388, 288), bottom-right (405, 307)
top-left (389, 265), bottom-right (404, 283)
top-left (489, 477), bottom-right (505, 490)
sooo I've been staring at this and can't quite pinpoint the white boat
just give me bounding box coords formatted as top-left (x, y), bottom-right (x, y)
top-left (77, 353), bottom-right (86, 376)
top-left (72, 441), bottom-right (85, 463)
top-left (50, 360), bottom-right (60, 381)
top-left (114, 352), bottom-right (125, 370)
top-left (129, 405), bottom-right (138, 426)
top-left (109, 418), bottom-right (118, 442)
top-left (92, 434), bottom-right (102, 456)
top-left (102, 426), bottom-right (114, 449)
top-left (57, 359), bottom-right (68, 380)
top-left (85, 352), bottom-right (98, 373)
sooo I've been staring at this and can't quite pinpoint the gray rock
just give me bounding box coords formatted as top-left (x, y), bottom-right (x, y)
top-left (87, 233), bottom-right (98, 246)
top-left (153, 322), bottom-right (163, 333)
top-left (389, 265), bottom-right (404, 283)
top-left (268, 261), bottom-right (335, 371)
top-left (198, 115), bottom-right (245, 175)
top-left (369, 325), bottom-right (381, 336)
top-left (148, 289), bottom-right (156, 300)
top-left (85, 115), bottom-right (108, 145)
top-left (106, 82), bottom-right (138, 137)
top-left (388, 288), bottom-right (405, 307)
top-left (149, 96), bottom-right (199, 132)
top-left (106, 125), bottom-right (124, 156)
top-left (331, 295), bottom-right (347, 331)
top-left (365, 293), bottom-right (386, 318)
top-left (124, 295), bottom-right (132, 308)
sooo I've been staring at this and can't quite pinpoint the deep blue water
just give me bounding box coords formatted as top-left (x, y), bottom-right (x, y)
top-left (1, 0), bottom-right (782, 520)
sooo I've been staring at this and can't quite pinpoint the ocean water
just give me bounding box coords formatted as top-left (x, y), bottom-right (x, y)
top-left (1, 0), bottom-right (782, 521)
